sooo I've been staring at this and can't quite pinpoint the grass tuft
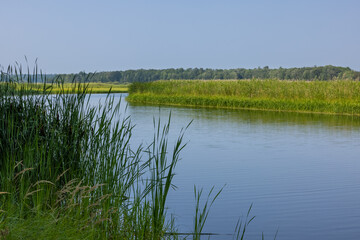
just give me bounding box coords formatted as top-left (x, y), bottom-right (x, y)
top-left (0, 64), bottom-right (185, 239)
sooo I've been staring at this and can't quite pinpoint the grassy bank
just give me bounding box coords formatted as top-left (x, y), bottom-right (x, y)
top-left (58, 82), bottom-right (128, 93)
top-left (127, 80), bottom-right (360, 115)
top-left (18, 82), bottom-right (129, 93)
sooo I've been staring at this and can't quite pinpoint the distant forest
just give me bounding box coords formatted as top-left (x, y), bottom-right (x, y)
top-left (58, 65), bottom-right (360, 83)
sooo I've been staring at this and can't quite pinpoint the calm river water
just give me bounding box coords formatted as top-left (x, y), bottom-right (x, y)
top-left (91, 94), bottom-right (360, 240)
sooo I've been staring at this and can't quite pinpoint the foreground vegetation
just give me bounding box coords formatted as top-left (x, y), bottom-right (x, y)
top-left (0, 68), bottom-right (188, 239)
top-left (127, 80), bottom-right (360, 115)
top-left (0, 67), bottom-right (261, 239)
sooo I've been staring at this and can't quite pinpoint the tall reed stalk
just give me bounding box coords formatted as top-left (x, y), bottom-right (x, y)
top-left (0, 65), bottom-right (186, 239)
top-left (193, 186), bottom-right (223, 240)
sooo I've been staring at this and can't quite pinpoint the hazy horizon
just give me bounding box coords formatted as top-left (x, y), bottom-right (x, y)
top-left (35, 65), bottom-right (360, 75)
top-left (1, 0), bottom-right (360, 73)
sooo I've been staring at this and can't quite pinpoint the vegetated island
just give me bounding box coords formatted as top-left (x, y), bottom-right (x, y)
top-left (126, 79), bottom-right (360, 116)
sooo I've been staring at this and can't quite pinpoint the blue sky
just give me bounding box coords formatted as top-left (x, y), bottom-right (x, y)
top-left (1, 0), bottom-right (359, 73)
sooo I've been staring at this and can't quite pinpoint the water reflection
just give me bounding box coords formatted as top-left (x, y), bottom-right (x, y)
top-left (129, 101), bottom-right (360, 132)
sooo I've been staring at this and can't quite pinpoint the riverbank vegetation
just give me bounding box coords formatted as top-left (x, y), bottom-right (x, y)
top-left (1, 66), bottom-right (263, 239)
top-left (0, 68), bottom-right (176, 239)
top-left (0, 67), bottom-right (184, 239)
top-left (11, 82), bottom-right (129, 93)
top-left (127, 80), bottom-right (360, 115)
top-left (55, 65), bottom-right (360, 83)
top-left (52, 82), bottom-right (128, 93)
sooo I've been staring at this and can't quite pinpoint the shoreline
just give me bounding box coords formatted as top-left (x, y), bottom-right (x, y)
top-left (127, 80), bottom-right (360, 116)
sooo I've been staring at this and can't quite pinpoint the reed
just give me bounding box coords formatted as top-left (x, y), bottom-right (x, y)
top-left (0, 65), bottom-right (183, 239)
top-left (233, 204), bottom-right (255, 240)
top-left (193, 186), bottom-right (223, 240)
top-left (127, 80), bottom-right (360, 115)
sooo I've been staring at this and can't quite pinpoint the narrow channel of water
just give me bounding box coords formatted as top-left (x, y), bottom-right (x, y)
top-left (91, 94), bottom-right (360, 240)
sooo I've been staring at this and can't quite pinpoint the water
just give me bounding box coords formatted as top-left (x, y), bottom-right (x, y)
top-left (91, 94), bottom-right (360, 240)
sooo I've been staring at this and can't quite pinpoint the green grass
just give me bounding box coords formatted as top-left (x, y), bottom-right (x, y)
top-left (15, 82), bottom-right (129, 93)
top-left (0, 67), bottom-right (184, 239)
top-left (0, 211), bottom-right (96, 240)
top-left (127, 80), bottom-right (360, 115)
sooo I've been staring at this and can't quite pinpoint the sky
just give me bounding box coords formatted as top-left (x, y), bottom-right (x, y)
top-left (1, 0), bottom-right (360, 73)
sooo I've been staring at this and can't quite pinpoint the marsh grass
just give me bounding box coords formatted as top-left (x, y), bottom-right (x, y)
top-left (147, 115), bottom-right (191, 238)
top-left (193, 186), bottom-right (223, 240)
top-left (128, 80), bottom-right (360, 115)
top-left (11, 82), bottom-right (129, 94)
top-left (0, 65), bottom-right (184, 239)
top-left (233, 204), bottom-right (255, 240)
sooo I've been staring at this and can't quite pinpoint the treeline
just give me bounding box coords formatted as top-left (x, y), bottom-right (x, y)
top-left (58, 65), bottom-right (360, 83)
